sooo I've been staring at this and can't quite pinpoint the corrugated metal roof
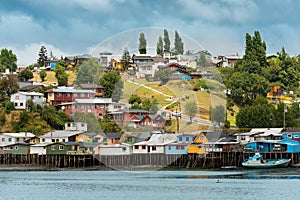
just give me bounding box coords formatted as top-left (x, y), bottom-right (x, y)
top-left (75, 98), bottom-right (112, 104)
top-left (40, 130), bottom-right (85, 138)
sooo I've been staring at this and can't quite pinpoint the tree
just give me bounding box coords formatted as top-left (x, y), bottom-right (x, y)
top-left (99, 117), bottom-right (122, 133)
top-left (174, 30), bottom-right (184, 55)
top-left (99, 72), bottom-right (123, 102)
top-left (211, 105), bottom-right (226, 126)
top-left (185, 101), bottom-right (198, 122)
top-left (163, 29), bottom-right (170, 52)
top-left (227, 72), bottom-right (270, 106)
top-left (38, 105), bottom-right (68, 130)
top-left (75, 58), bottom-right (103, 84)
top-left (122, 47), bottom-right (131, 62)
top-left (0, 75), bottom-right (19, 101)
top-left (73, 112), bottom-right (101, 132)
top-left (236, 96), bottom-right (276, 128)
top-left (54, 63), bottom-right (68, 86)
top-left (236, 31), bottom-right (267, 74)
top-left (0, 48), bottom-right (17, 73)
top-left (138, 32), bottom-right (147, 54)
top-left (155, 68), bottom-right (170, 85)
top-left (18, 69), bottom-right (33, 81)
top-left (37, 46), bottom-right (49, 67)
top-left (156, 36), bottom-right (163, 56)
top-left (129, 94), bottom-right (142, 105)
top-left (39, 69), bottom-right (47, 82)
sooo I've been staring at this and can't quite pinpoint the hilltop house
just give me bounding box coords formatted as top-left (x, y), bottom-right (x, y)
top-left (45, 87), bottom-right (95, 106)
top-left (132, 54), bottom-right (166, 78)
top-left (76, 84), bottom-right (105, 98)
top-left (57, 98), bottom-right (112, 118)
top-left (10, 92), bottom-right (44, 110)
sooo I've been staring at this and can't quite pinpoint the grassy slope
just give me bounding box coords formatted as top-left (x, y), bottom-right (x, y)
top-left (32, 71), bottom-right (77, 85)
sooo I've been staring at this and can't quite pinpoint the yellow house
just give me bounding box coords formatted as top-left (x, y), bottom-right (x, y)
top-left (111, 59), bottom-right (126, 70)
top-left (188, 132), bottom-right (208, 154)
top-left (76, 133), bottom-right (94, 143)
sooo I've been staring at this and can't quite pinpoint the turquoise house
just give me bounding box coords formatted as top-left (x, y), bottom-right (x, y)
top-left (278, 139), bottom-right (300, 153)
top-left (282, 132), bottom-right (300, 140)
top-left (165, 134), bottom-right (196, 155)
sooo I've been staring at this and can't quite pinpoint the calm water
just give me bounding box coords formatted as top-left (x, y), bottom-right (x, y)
top-left (0, 168), bottom-right (300, 200)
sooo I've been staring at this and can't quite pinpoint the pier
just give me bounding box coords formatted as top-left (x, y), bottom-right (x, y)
top-left (0, 152), bottom-right (299, 169)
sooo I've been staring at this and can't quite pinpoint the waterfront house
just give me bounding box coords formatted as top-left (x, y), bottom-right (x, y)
top-left (0, 132), bottom-right (35, 147)
top-left (119, 132), bottom-right (152, 144)
top-left (105, 132), bottom-right (123, 145)
top-left (45, 87), bottom-right (95, 106)
top-left (10, 91), bottom-right (44, 110)
top-left (39, 130), bottom-right (85, 143)
top-left (30, 143), bottom-right (49, 155)
top-left (245, 139), bottom-right (300, 153)
top-left (132, 134), bottom-right (177, 154)
top-left (282, 131), bottom-right (300, 140)
top-left (205, 137), bottom-right (240, 152)
top-left (46, 142), bottom-right (95, 155)
top-left (3, 143), bottom-right (31, 154)
top-left (98, 143), bottom-right (133, 155)
top-left (234, 128), bottom-right (283, 145)
top-left (165, 134), bottom-right (196, 155)
top-left (187, 132), bottom-right (209, 154)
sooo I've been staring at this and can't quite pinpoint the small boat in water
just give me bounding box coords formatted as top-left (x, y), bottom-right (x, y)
top-left (242, 152), bottom-right (291, 169)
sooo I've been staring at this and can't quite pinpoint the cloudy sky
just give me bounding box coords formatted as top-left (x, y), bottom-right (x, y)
top-left (1, 0), bottom-right (300, 66)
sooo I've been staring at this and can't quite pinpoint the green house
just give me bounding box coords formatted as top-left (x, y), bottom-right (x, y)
top-left (3, 143), bottom-right (31, 154)
top-left (46, 142), bottom-right (95, 155)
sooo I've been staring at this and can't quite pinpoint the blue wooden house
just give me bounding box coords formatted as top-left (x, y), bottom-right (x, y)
top-left (165, 134), bottom-right (196, 155)
top-left (282, 132), bottom-right (300, 140)
top-left (278, 139), bottom-right (300, 153)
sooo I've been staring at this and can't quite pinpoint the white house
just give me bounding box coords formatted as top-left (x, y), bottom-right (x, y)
top-left (10, 92), bottom-right (44, 110)
top-left (235, 128), bottom-right (283, 145)
top-left (133, 134), bottom-right (177, 154)
top-left (0, 132), bottom-right (35, 147)
top-left (39, 130), bottom-right (85, 143)
top-left (65, 122), bottom-right (88, 131)
top-left (30, 143), bottom-right (50, 155)
top-left (98, 143), bottom-right (133, 155)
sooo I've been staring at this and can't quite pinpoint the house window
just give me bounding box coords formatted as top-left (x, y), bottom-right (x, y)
top-left (2, 138), bottom-right (5, 142)
top-left (15, 95), bottom-right (19, 100)
top-left (176, 146), bottom-right (180, 150)
top-left (42, 139), bottom-right (45, 142)
top-left (57, 93), bottom-right (61, 97)
top-left (142, 145), bottom-right (146, 149)
top-left (66, 93), bottom-right (70, 97)
top-left (8, 138), bottom-right (12, 142)
top-left (20, 103), bottom-right (23, 106)
top-left (52, 139), bottom-right (55, 142)
top-left (56, 139), bottom-right (59, 142)
top-left (62, 139), bottom-right (65, 142)
top-left (74, 93), bottom-right (78, 97)
top-left (48, 93), bottom-right (52, 97)
top-left (168, 146), bottom-right (171, 150)
top-left (241, 136), bottom-right (246, 140)
top-left (152, 146), bottom-right (156, 151)
top-left (294, 135), bottom-right (299, 138)
top-left (15, 103), bottom-right (18, 107)
top-left (51, 145), bottom-right (56, 150)
top-left (179, 137), bottom-right (182, 142)
top-left (15, 146), bottom-right (18, 150)
top-left (134, 146), bottom-right (139, 150)
top-left (80, 93), bottom-right (85, 97)
top-left (186, 137), bottom-right (189, 142)
top-left (59, 145), bottom-right (64, 150)
top-left (287, 134), bottom-right (292, 138)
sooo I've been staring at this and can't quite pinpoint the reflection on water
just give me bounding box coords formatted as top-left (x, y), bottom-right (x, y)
top-left (0, 169), bottom-right (300, 200)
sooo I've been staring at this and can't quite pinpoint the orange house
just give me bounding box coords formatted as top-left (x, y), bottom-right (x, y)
top-left (188, 132), bottom-right (208, 154)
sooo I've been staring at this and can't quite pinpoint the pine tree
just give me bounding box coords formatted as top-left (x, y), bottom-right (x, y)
top-left (37, 46), bottom-right (49, 67)
top-left (138, 32), bottom-right (147, 54)
top-left (163, 29), bottom-right (170, 52)
top-left (156, 36), bottom-right (163, 56)
top-left (174, 30), bottom-right (184, 55)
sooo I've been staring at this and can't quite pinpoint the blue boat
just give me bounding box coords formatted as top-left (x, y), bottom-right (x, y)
top-left (242, 152), bottom-right (291, 168)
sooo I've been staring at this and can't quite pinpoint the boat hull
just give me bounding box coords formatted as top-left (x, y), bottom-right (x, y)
top-left (242, 159), bottom-right (291, 169)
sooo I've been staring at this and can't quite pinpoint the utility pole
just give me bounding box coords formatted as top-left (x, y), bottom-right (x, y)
top-left (283, 103), bottom-right (287, 130)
